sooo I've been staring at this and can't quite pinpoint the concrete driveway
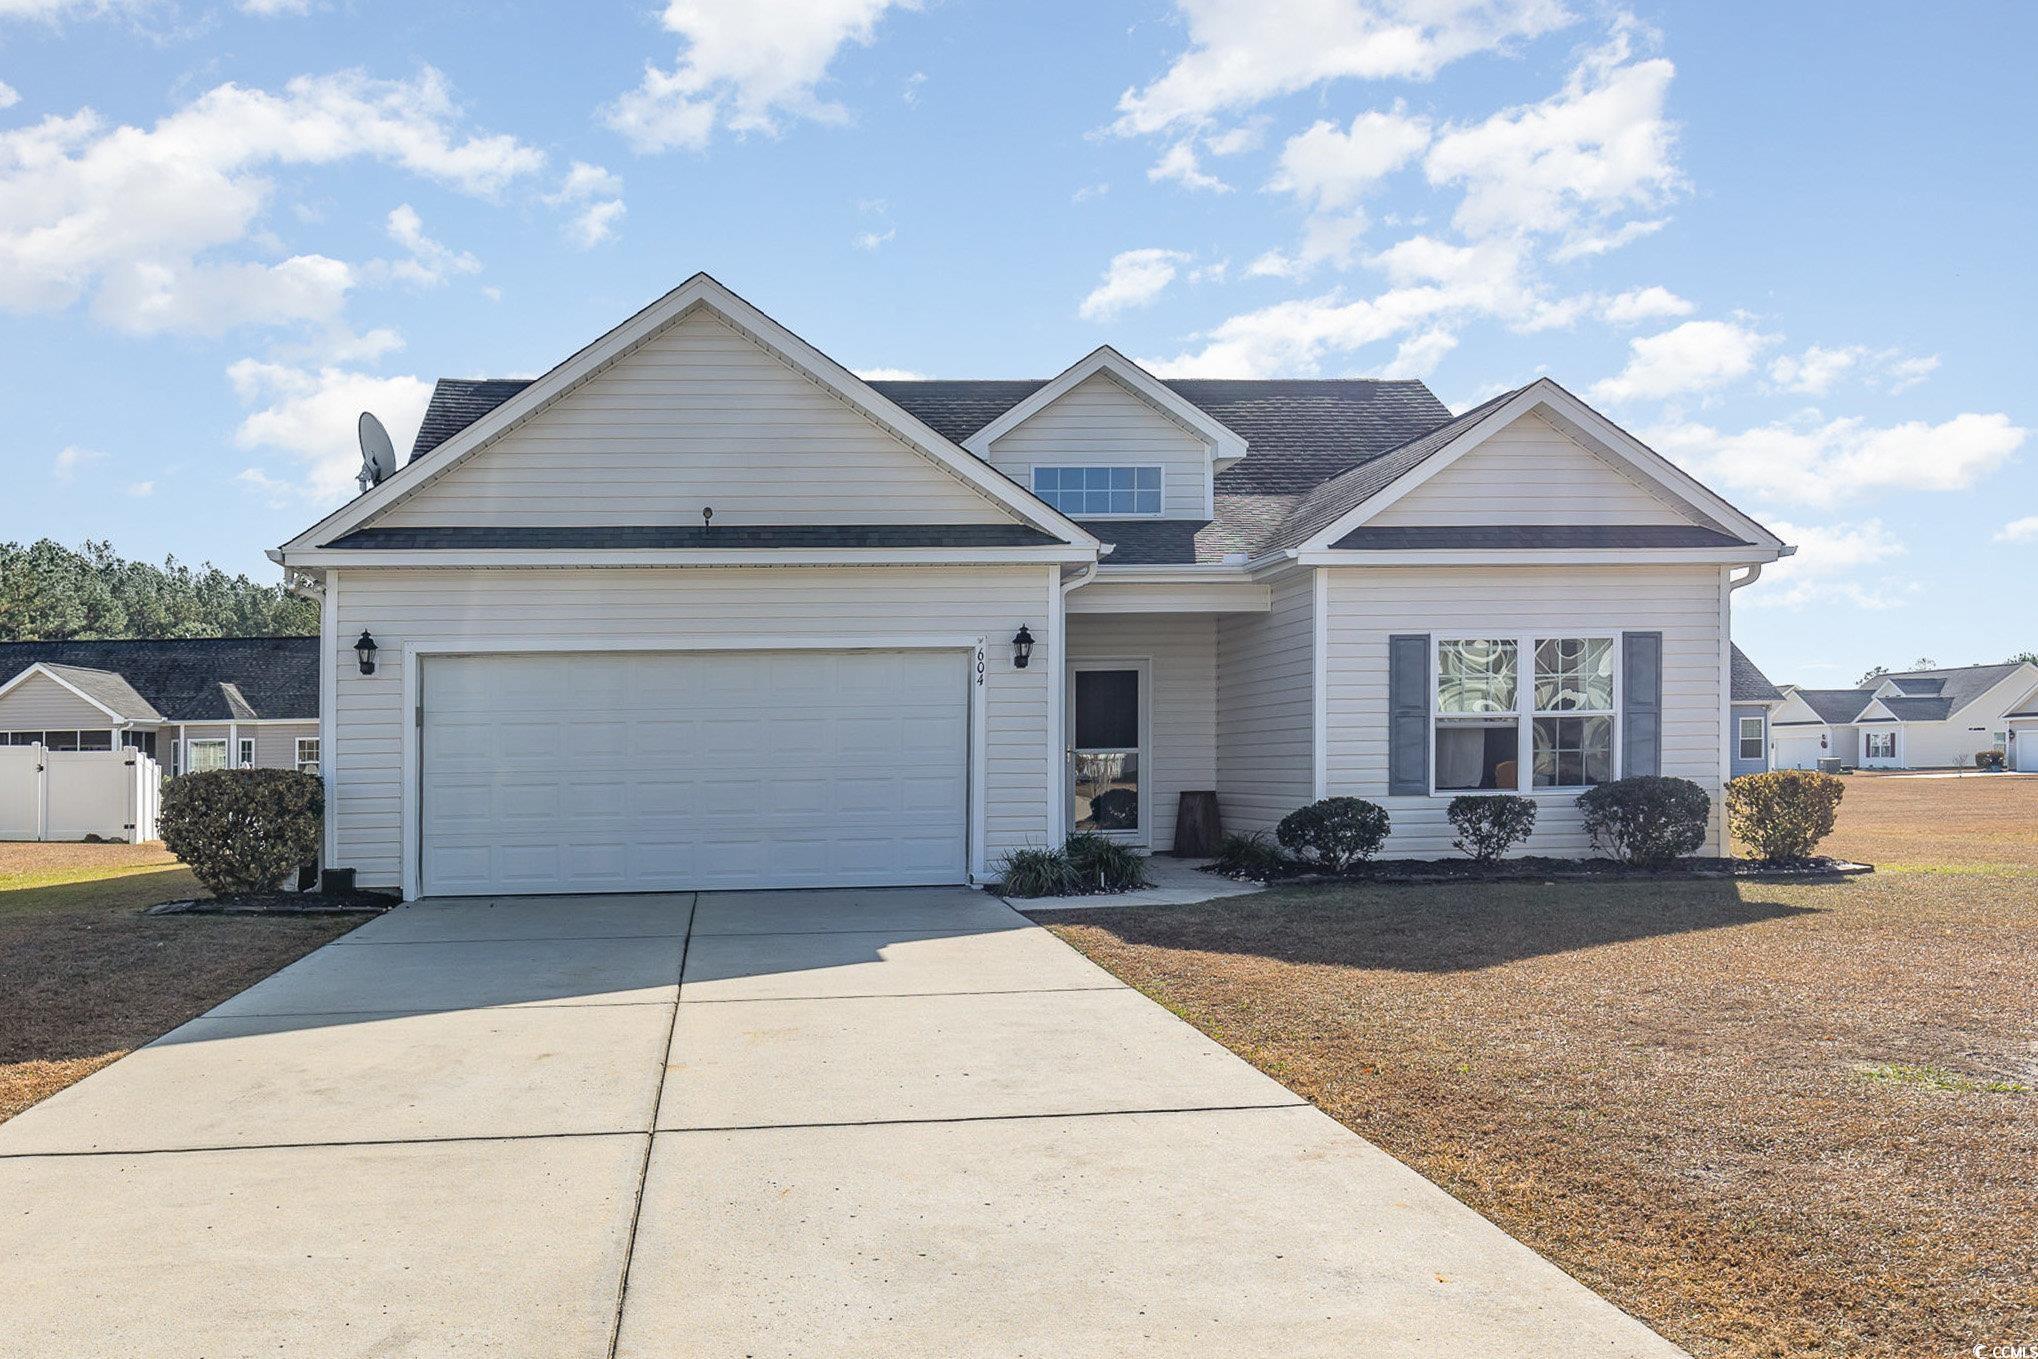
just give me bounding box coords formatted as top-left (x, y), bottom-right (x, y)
top-left (0, 887), bottom-right (1684, 1358)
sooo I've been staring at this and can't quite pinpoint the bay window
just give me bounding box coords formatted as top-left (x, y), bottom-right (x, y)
top-left (1434, 634), bottom-right (1618, 793)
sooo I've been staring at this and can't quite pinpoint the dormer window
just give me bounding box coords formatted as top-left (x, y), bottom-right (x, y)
top-left (1033, 465), bottom-right (1162, 518)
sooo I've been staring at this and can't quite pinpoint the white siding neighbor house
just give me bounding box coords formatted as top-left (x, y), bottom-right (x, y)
top-left (273, 274), bottom-right (1790, 898)
top-left (1770, 661), bottom-right (2038, 771)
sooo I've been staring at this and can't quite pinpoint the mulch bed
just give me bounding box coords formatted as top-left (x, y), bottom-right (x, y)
top-left (146, 888), bottom-right (394, 916)
top-left (1206, 855), bottom-right (1872, 885)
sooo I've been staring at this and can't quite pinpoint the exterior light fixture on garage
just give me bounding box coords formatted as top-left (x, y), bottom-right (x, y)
top-left (354, 631), bottom-right (379, 676)
top-left (1011, 625), bottom-right (1035, 669)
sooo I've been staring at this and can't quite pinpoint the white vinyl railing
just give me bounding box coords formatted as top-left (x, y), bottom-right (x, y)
top-left (0, 745), bottom-right (160, 843)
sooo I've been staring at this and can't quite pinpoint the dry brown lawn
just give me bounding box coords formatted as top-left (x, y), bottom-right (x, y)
top-left (1039, 775), bottom-right (2038, 1359)
top-left (0, 842), bottom-right (360, 1123)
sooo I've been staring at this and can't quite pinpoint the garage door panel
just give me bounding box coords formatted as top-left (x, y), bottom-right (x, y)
top-left (421, 650), bottom-right (970, 895)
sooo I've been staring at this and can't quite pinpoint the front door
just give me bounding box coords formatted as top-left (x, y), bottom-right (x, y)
top-left (1068, 663), bottom-right (1145, 841)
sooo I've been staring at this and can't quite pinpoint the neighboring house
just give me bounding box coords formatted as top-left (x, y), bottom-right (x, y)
top-left (1728, 645), bottom-right (1784, 777)
top-left (1771, 661), bottom-right (2038, 770)
top-left (0, 638), bottom-right (320, 776)
top-left (272, 273), bottom-right (1788, 899)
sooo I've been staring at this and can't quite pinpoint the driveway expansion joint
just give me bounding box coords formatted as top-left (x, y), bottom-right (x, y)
top-left (676, 984), bottom-right (1128, 1005)
top-left (654, 1100), bottom-right (1315, 1136)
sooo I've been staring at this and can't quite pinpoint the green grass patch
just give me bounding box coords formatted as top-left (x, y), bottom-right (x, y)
top-left (1854, 1062), bottom-right (2030, 1095)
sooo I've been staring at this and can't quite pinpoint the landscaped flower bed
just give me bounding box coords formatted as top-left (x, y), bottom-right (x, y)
top-left (1199, 853), bottom-right (1872, 885)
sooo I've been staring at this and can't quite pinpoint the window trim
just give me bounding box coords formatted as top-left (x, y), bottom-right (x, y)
top-left (1863, 729), bottom-right (1897, 761)
top-left (237, 736), bottom-right (256, 768)
top-left (1738, 715), bottom-right (1766, 762)
top-left (296, 736), bottom-right (321, 775)
top-left (1429, 631), bottom-right (1624, 797)
top-left (186, 738), bottom-right (228, 773)
top-left (1029, 463), bottom-right (1165, 520)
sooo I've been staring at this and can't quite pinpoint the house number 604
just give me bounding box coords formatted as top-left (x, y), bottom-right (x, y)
top-left (975, 646), bottom-right (986, 686)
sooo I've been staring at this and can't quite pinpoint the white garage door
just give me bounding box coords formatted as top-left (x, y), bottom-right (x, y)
top-left (420, 650), bottom-right (969, 896)
top-left (1771, 732), bottom-right (1825, 770)
top-left (2017, 728), bottom-right (2038, 773)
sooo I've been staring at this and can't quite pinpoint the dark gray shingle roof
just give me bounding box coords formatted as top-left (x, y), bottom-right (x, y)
top-left (1329, 524), bottom-right (1746, 550)
top-left (1789, 688), bottom-right (1876, 726)
top-left (1730, 645), bottom-right (1783, 704)
top-left (0, 638), bottom-right (318, 722)
top-left (410, 378), bottom-right (534, 460)
top-left (1875, 663), bottom-right (2026, 716)
top-left (1865, 695), bottom-right (1955, 722)
top-left (326, 524), bottom-right (1062, 550)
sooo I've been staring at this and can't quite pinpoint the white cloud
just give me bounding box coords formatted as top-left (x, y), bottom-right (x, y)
top-left (124, 479), bottom-right (154, 496)
top-left (1647, 411), bottom-right (2027, 507)
top-left (1157, 234), bottom-right (1579, 375)
top-left (0, 82), bottom-right (17, 109)
top-left (1741, 519), bottom-right (1910, 610)
top-left (1996, 515), bottom-right (2038, 544)
top-left (1884, 353), bottom-right (1939, 393)
top-left (378, 204), bottom-right (481, 287)
top-left (1147, 140), bottom-right (1230, 193)
top-left (1080, 248), bottom-right (1192, 322)
top-left (1423, 19), bottom-right (1681, 248)
top-left (1367, 325), bottom-right (1456, 378)
top-left (1112, 0), bottom-right (1573, 135)
top-left (0, 0), bottom-right (131, 19)
top-left (569, 199), bottom-right (627, 248)
top-left (606, 0), bottom-right (917, 152)
top-left (544, 162), bottom-right (626, 248)
top-left (0, 69), bottom-right (542, 332)
top-left (51, 445), bottom-right (103, 480)
top-left (852, 226), bottom-right (895, 251)
top-left (1768, 343), bottom-right (1860, 396)
top-left (228, 359), bottom-right (433, 502)
top-left (1268, 107), bottom-right (1430, 210)
top-left (1547, 216), bottom-right (1664, 260)
top-left (1242, 210), bottom-right (1371, 277)
top-left (241, 0), bottom-right (313, 13)
top-left (1590, 318), bottom-right (1770, 402)
top-left (1071, 181), bottom-right (1109, 203)
top-left (853, 365), bottom-right (925, 380)
top-left (1202, 118), bottom-right (1268, 156)
top-left (1599, 285), bottom-right (1691, 324)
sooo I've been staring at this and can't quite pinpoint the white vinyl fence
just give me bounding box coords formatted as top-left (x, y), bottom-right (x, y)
top-left (0, 745), bottom-right (161, 843)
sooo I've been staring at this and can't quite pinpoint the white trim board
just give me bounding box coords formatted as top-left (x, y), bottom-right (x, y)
top-left (280, 273), bottom-right (1101, 559)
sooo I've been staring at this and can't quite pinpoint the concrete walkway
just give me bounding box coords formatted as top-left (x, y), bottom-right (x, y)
top-left (0, 887), bottom-right (1685, 1358)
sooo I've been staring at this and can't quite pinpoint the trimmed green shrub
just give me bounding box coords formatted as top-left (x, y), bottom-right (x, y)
top-left (1574, 775), bottom-right (1710, 866)
top-left (1064, 832), bottom-right (1152, 892)
top-left (1974, 748), bottom-right (2006, 772)
top-left (1211, 830), bottom-right (1295, 880)
top-left (1724, 769), bottom-right (1845, 862)
top-left (159, 768), bottom-right (323, 897)
top-left (995, 846), bottom-right (1079, 899)
top-left (1276, 797), bottom-right (1392, 872)
top-left (1447, 794), bottom-right (1538, 863)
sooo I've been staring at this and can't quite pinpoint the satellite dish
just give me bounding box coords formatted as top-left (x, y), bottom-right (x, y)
top-left (356, 411), bottom-right (397, 493)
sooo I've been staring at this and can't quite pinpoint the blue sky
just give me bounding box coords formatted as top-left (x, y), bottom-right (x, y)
top-left (1, 0), bottom-right (2031, 685)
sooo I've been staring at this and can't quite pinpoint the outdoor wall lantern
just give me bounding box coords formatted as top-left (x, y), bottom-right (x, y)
top-left (354, 630), bottom-right (379, 676)
top-left (1011, 624), bottom-right (1036, 669)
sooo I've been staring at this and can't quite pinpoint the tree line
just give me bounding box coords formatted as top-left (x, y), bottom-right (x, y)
top-left (0, 539), bottom-right (317, 641)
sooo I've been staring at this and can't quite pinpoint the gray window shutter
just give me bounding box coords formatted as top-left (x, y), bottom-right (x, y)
top-left (1622, 631), bottom-right (1663, 777)
top-left (1388, 634), bottom-right (1430, 796)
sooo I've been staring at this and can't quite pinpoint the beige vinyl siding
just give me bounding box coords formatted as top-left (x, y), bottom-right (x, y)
top-left (1369, 411), bottom-right (1703, 527)
top-left (986, 372), bottom-right (1211, 520)
top-left (1323, 564), bottom-right (1726, 856)
top-left (1215, 571), bottom-right (1317, 834)
top-left (329, 566), bottom-right (1053, 891)
top-left (374, 310), bottom-right (1010, 528)
top-left (1067, 612), bottom-right (1217, 851)
top-left (0, 673), bottom-right (117, 732)
top-left (254, 722), bottom-right (320, 770)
